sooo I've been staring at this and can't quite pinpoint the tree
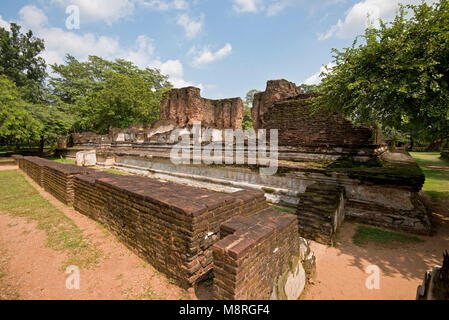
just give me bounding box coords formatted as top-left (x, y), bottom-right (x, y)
top-left (316, 0), bottom-right (449, 147)
top-left (0, 23), bottom-right (47, 103)
top-left (49, 55), bottom-right (171, 133)
top-left (83, 73), bottom-right (162, 133)
top-left (0, 75), bottom-right (42, 146)
top-left (243, 89), bottom-right (260, 130)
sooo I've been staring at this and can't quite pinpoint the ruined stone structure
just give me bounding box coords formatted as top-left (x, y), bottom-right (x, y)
top-left (19, 156), bottom-right (315, 298)
top-left (254, 80), bottom-right (386, 161)
top-left (252, 79), bottom-right (302, 131)
top-left (160, 87), bottom-right (243, 129)
top-left (417, 251), bottom-right (449, 300)
top-left (63, 79), bottom-right (431, 245)
top-left (297, 183), bottom-right (346, 245)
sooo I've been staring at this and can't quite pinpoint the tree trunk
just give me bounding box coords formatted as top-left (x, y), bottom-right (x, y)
top-left (426, 140), bottom-right (443, 152)
top-left (410, 136), bottom-right (414, 151)
top-left (39, 136), bottom-right (45, 157)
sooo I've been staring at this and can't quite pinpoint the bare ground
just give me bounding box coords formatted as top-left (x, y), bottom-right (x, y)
top-left (0, 165), bottom-right (448, 300)
top-left (304, 197), bottom-right (449, 300)
top-left (0, 167), bottom-right (210, 300)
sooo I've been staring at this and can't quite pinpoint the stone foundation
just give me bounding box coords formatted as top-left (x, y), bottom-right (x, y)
top-left (297, 183), bottom-right (345, 245)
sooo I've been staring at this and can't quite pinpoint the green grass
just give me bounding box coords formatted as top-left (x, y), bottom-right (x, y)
top-left (45, 157), bottom-right (76, 165)
top-left (410, 152), bottom-right (449, 200)
top-left (102, 168), bottom-right (131, 175)
top-left (0, 170), bottom-right (101, 269)
top-left (272, 205), bottom-right (296, 214)
top-left (353, 225), bottom-right (424, 245)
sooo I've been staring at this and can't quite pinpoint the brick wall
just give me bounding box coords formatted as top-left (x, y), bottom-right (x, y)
top-left (213, 208), bottom-right (301, 300)
top-left (19, 157), bottom-right (313, 298)
top-left (72, 170), bottom-right (268, 287)
top-left (160, 87), bottom-right (243, 129)
top-left (264, 95), bottom-right (383, 150)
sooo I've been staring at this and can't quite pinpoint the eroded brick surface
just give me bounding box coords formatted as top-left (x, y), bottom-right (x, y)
top-left (213, 208), bottom-right (299, 300)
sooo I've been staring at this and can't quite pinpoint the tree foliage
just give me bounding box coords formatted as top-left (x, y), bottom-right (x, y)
top-left (0, 23), bottom-right (47, 103)
top-left (0, 75), bottom-right (42, 144)
top-left (49, 55), bottom-right (172, 133)
top-left (316, 0), bottom-right (449, 144)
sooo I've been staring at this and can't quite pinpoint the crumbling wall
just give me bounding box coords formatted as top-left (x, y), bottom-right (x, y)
top-left (252, 80), bottom-right (385, 158)
top-left (297, 183), bottom-right (346, 245)
top-left (252, 79), bottom-right (302, 131)
top-left (72, 132), bottom-right (111, 147)
top-left (160, 87), bottom-right (243, 129)
top-left (213, 208), bottom-right (315, 300)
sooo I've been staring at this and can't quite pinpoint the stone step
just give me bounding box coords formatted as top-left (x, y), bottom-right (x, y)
top-left (296, 183), bottom-right (345, 245)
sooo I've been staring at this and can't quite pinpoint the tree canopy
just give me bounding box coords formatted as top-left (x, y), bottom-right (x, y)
top-left (316, 0), bottom-right (449, 146)
top-left (0, 23), bottom-right (47, 103)
top-left (49, 55), bottom-right (172, 134)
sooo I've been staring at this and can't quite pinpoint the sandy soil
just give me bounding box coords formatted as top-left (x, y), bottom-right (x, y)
top-left (304, 197), bottom-right (449, 300)
top-left (0, 169), bottom-right (211, 300)
top-left (0, 166), bottom-right (447, 300)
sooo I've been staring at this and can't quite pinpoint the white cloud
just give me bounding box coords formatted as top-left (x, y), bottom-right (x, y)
top-left (177, 13), bottom-right (204, 39)
top-left (232, 0), bottom-right (345, 16)
top-left (15, 5), bottom-right (196, 89)
top-left (318, 0), bottom-right (437, 40)
top-left (0, 15), bottom-right (11, 31)
top-left (303, 62), bottom-right (335, 85)
top-left (232, 0), bottom-right (263, 13)
top-left (19, 5), bottom-right (48, 30)
top-left (52, 0), bottom-right (135, 25)
top-left (190, 44), bottom-right (233, 67)
top-left (138, 0), bottom-right (189, 11)
top-left (149, 58), bottom-right (202, 89)
top-left (125, 35), bottom-right (155, 68)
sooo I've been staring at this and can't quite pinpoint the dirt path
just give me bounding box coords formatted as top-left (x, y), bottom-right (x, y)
top-left (0, 169), bottom-right (210, 300)
top-left (304, 197), bottom-right (449, 300)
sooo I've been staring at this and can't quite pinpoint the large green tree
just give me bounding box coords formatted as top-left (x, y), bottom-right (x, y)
top-left (316, 0), bottom-right (449, 148)
top-left (0, 23), bottom-right (47, 103)
top-left (0, 75), bottom-right (42, 146)
top-left (49, 55), bottom-right (172, 133)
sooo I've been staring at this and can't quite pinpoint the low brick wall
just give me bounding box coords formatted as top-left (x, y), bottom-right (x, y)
top-left (213, 208), bottom-right (302, 300)
top-left (19, 156), bottom-right (313, 298)
top-left (11, 154), bottom-right (23, 165)
top-left (22, 157), bottom-right (54, 186)
top-left (43, 163), bottom-right (93, 205)
top-left (71, 168), bottom-right (268, 287)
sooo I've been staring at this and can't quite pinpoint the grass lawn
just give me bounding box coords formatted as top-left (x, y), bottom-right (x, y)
top-left (0, 170), bottom-right (101, 269)
top-left (45, 156), bottom-right (76, 165)
top-left (353, 225), bottom-right (423, 245)
top-left (102, 168), bottom-right (132, 175)
top-left (410, 152), bottom-right (449, 200)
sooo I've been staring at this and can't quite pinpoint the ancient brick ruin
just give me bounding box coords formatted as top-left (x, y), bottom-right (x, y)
top-left (51, 78), bottom-right (436, 298)
top-left (18, 156), bottom-right (314, 299)
top-left (160, 87), bottom-right (244, 129)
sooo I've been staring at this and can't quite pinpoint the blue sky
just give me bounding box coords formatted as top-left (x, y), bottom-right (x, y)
top-left (0, 0), bottom-right (435, 99)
